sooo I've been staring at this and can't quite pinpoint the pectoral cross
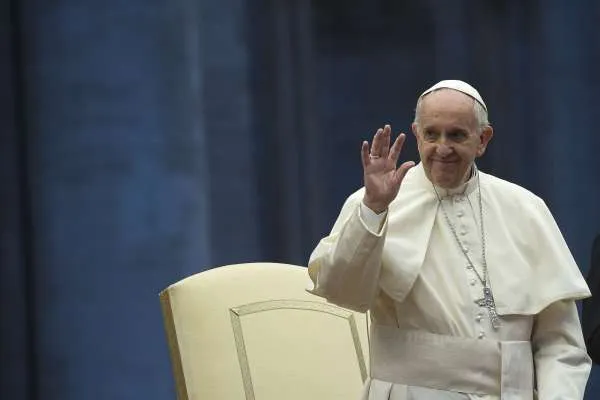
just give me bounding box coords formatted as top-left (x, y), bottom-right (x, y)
top-left (475, 287), bottom-right (501, 330)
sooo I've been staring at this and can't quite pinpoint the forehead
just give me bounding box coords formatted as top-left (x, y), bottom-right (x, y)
top-left (418, 89), bottom-right (477, 129)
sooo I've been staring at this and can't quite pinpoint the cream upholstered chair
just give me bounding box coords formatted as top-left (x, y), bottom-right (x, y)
top-left (160, 262), bottom-right (369, 400)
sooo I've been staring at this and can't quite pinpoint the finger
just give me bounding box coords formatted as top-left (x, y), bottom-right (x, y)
top-left (381, 124), bottom-right (391, 158)
top-left (370, 128), bottom-right (383, 156)
top-left (361, 141), bottom-right (370, 169)
top-left (388, 133), bottom-right (406, 164)
top-left (394, 161), bottom-right (416, 184)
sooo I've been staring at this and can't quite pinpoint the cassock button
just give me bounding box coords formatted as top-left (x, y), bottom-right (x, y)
top-left (467, 265), bottom-right (473, 270)
top-left (478, 331), bottom-right (485, 339)
top-left (470, 279), bottom-right (476, 286)
top-left (457, 211), bottom-right (464, 217)
top-left (460, 230), bottom-right (467, 236)
top-left (475, 314), bottom-right (483, 322)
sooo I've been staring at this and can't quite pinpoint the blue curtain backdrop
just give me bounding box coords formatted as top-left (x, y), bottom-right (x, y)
top-left (2, 0), bottom-right (599, 398)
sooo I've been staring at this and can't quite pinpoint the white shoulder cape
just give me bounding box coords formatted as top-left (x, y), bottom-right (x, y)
top-left (349, 163), bottom-right (590, 315)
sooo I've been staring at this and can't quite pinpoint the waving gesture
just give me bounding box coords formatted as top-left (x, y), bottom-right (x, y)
top-left (361, 125), bottom-right (415, 213)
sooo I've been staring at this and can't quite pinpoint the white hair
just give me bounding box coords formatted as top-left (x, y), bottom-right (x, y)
top-left (413, 89), bottom-right (490, 133)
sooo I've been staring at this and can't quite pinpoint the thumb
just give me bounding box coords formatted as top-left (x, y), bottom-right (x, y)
top-left (394, 161), bottom-right (416, 184)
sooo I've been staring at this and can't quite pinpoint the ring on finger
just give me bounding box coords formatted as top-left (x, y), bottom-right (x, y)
top-left (369, 154), bottom-right (381, 159)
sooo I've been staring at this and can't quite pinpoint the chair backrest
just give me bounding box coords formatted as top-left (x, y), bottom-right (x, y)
top-left (160, 262), bottom-right (369, 400)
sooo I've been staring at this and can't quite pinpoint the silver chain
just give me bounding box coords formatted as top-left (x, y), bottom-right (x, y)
top-left (432, 167), bottom-right (488, 288)
top-left (433, 168), bottom-right (500, 330)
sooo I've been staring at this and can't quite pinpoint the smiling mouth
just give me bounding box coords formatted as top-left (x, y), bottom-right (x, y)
top-left (431, 159), bottom-right (458, 164)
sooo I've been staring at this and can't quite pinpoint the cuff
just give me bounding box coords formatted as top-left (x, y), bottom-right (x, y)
top-left (359, 202), bottom-right (387, 234)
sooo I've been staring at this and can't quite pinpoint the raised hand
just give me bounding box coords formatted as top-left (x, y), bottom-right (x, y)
top-left (361, 125), bottom-right (415, 213)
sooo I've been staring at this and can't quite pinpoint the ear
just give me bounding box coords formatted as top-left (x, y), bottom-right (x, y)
top-left (476, 125), bottom-right (494, 157)
top-left (411, 122), bottom-right (419, 138)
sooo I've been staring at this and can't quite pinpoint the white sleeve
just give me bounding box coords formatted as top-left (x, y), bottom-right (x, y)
top-left (359, 202), bottom-right (387, 234)
top-left (532, 299), bottom-right (592, 399)
top-left (307, 193), bottom-right (388, 312)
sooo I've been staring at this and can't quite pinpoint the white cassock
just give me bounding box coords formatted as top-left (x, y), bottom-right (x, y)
top-left (308, 163), bottom-right (591, 400)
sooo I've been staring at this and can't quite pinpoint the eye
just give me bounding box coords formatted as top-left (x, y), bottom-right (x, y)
top-left (447, 130), bottom-right (468, 142)
top-left (423, 130), bottom-right (439, 142)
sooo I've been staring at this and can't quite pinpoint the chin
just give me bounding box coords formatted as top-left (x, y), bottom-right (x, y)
top-left (426, 168), bottom-right (459, 188)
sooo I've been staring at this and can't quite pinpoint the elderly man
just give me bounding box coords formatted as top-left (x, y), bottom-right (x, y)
top-left (308, 80), bottom-right (591, 399)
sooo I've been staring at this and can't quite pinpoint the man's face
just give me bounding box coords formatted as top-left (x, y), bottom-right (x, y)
top-left (411, 89), bottom-right (493, 189)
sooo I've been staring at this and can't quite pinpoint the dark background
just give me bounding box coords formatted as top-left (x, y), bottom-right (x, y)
top-left (2, 0), bottom-right (599, 398)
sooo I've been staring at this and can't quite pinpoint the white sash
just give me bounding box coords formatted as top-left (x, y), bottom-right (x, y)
top-left (369, 324), bottom-right (534, 400)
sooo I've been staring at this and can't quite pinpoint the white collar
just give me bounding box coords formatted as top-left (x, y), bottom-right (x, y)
top-left (412, 162), bottom-right (478, 199)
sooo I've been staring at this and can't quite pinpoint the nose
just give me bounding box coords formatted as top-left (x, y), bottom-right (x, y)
top-left (436, 142), bottom-right (453, 157)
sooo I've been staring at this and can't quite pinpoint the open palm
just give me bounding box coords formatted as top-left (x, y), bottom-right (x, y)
top-left (361, 125), bottom-right (415, 213)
